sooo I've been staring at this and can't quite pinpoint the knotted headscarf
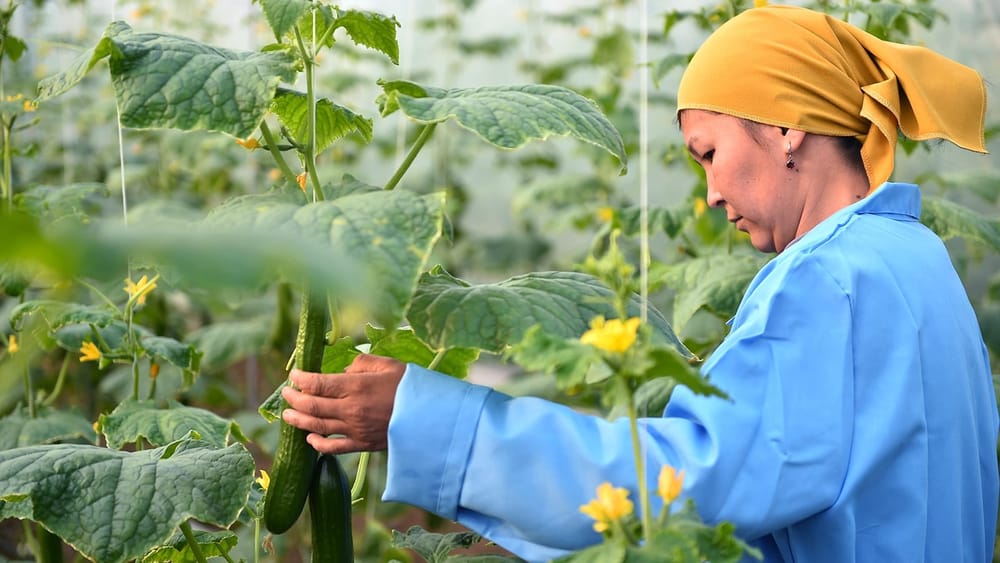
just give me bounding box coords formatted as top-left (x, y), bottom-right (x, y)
top-left (676, 5), bottom-right (988, 191)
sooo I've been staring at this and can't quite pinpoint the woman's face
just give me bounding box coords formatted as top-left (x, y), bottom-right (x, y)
top-left (680, 110), bottom-right (802, 253)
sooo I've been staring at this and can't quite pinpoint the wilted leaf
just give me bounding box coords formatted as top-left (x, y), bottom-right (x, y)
top-left (99, 400), bottom-right (246, 449)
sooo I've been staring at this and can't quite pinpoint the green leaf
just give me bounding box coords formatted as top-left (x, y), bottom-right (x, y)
top-left (652, 53), bottom-right (691, 86)
top-left (921, 196), bottom-right (1000, 253)
top-left (366, 325), bottom-right (479, 378)
top-left (185, 316), bottom-right (272, 372)
top-left (98, 400), bottom-right (246, 449)
top-left (14, 183), bottom-right (111, 223)
top-left (259, 0), bottom-right (311, 38)
top-left (332, 8), bottom-right (400, 64)
top-left (591, 26), bottom-right (634, 77)
top-left (142, 529), bottom-right (238, 562)
top-left (408, 266), bottom-right (689, 356)
top-left (321, 335), bottom-right (362, 373)
top-left (271, 88), bottom-right (374, 153)
top-left (617, 204), bottom-right (691, 239)
top-left (206, 190), bottom-right (446, 329)
top-left (141, 336), bottom-right (202, 383)
top-left (379, 81), bottom-right (627, 173)
top-left (554, 540), bottom-right (626, 563)
top-left (3, 34), bottom-right (27, 62)
top-left (391, 526), bottom-right (482, 563)
top-left (0, 439), bottom-right (254, 563)
top-left (35, 30), bottom-right (117, 100)
top-left (608, 377), bottom-right (676, 419)
top-left (659, 255), bottom-right (766, 333)
top-left (38, 21), bottom-right (297, 138)
top-left (0, 406), bottom-right (98, 451)
top-left (0, 209), bottom-right (365, 298)
top-left (507, 325), bottom-right (604, 389)
top-left (9, 301), bottom-right (120, 333)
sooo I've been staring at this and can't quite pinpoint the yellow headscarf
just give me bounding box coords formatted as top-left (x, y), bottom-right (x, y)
top-left (676, 5), bottom-right (988, 191)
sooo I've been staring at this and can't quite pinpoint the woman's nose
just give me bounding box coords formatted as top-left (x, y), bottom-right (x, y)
top-left (706, 180), bottom-right (723, 208)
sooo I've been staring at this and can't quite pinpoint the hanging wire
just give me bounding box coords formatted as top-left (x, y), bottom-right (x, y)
top-left (638, 0), bottom-right (650, 325)
top-left (110, 1), bottom-right (128, 229)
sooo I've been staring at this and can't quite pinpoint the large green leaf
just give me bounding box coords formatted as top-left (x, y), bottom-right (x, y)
top-left (270, 88), bottom-right (374, 153)
top-left (206, 189), bottom-right (446, 328)
top-left (98, 400), bottom-right (247, 449)
top-left (407, 266), bottom-right (689, 356)
top-left (0, 439), bottom-right (254, 563)
top-left (9, 301), bottom-right (119, 333)
top-left (378, 81), bottom-right (627, 172)
top-left (0, 407), bottom-right (97, 451)
top-left (37, 21), bottom-right (297, 138)
top-left (659, 255), bottom-right (765, 334)
top-left (185, 317), bottom-right (272, 371)
top-left (921, 196), bottom-right (1000, 253)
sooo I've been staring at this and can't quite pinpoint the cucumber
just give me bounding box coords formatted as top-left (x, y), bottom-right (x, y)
top-left (309, 454), bottom-right (354, 563)
top-left (263, 289), bottom-right (328, 534)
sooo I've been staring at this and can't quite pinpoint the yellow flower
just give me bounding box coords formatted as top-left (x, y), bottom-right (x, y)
top-left (124, 274), bottom-right (159, 306)
top-left (256, 469), bottom-right (270, 491)
top-left (754, 0), bottom-right (769, 7)
top-left (580, 316), bottom-right (641, 353)
top-left (296, 172), bottom-right (308, 192)
top-left (150, 363), bottom-right (160, 380)
top-left (80, 341), bottom-right (101, 362)
top-left (236, 136), bottom-right (260, 150)
top-left (657, 465), bottom-right (685, 505)
top-left (579, 482), bottom-right (634, 533)
top-left (22, 99), bottom-right (36, 112)
top-left (7, 334), bottom-right (18, 354)
top-left (596, 206), bottom-right (614, 223)
top-left (577, 26), bottom-right (592, 38)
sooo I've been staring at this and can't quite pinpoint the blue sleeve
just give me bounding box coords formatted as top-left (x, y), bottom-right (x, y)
top-left (383, 258), bottom-right (854, 560)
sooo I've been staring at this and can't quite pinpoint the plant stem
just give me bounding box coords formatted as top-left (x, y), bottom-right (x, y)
top-left (259, 120), bottom-right (299, 186)
top-left (179, 521), bottom-right (209, 563)
top-left (351, 451), bottom-right (370, 501)
top-left (22, 363), bottom-right (33, 417)
top-left (2, 121), bottom-right (12, 207)
top-left (384, 123), bottom-right (436, 191)
top-left (253, 517), bottom-right (260, 563)
top-left (293, 25), bottom-right (324, 202)
top-left (627, 392), bottom-right (653, 543)
top-left (42, 353), bottom-right (70, 407)
top-left (428, 348), bottom-right (448, 371)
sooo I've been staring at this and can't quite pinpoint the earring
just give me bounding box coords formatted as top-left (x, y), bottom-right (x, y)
top-left (785, 142), bottom-right (795, 169)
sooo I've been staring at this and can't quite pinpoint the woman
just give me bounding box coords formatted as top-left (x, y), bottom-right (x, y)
top-left (281, 5), bottom-right (998, 561)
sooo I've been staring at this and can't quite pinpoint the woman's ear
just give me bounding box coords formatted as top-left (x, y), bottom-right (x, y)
top-left (783, 128), bottom-right (807, 152)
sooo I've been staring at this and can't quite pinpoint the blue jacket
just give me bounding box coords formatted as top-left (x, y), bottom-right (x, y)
top-left (383, 182), bottom-right (999, 562)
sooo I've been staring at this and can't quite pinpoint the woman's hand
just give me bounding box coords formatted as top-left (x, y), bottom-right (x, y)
top-left (281, 353), bottom-right (406, 454)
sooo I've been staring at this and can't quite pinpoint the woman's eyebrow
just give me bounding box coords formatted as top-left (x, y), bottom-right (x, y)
top-left (686, 141), bottom-right (703, 160)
